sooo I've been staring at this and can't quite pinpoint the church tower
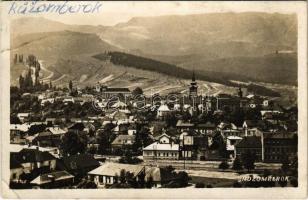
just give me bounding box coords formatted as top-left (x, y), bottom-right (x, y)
top-left (189, 71), bottom-right (198, 98)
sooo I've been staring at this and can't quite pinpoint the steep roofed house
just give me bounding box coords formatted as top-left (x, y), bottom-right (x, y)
top-left (59, 154), bottom-right (100, 179)
top-left (88, 163), bottom-right (144, 187)
top-left (31, 131), bottom-right (62, 148)
top-left (155, 132), bottom-right (172, 144)
top-left (10, 124), bottom-right (30, 144)
top-left (157, 104), bottom-right (171, 119)
top-left (11, 148), bottom-right (57, 174)
top-left (111, 135), bottom-right (135, 152)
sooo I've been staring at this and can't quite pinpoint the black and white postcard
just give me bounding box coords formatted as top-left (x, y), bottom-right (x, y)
top-left (0, 1), bottom-right (307, 199)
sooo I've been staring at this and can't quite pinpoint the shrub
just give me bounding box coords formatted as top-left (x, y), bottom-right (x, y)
top-left (195, 182), bottom-right (205, 188)
top-left (219, 161), bottom-right (229, 170)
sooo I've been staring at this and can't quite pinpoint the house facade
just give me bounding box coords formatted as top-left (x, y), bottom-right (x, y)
top-left (143, 142), bottom-right (179, 160)
top-left (263, 132), bottom-right (297, 163)
top-left (88, 163), bottom-right (144, 187)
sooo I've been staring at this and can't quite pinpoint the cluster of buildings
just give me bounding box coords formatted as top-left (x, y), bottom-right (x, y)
top-left (9, 73), bottom-right (297, 188)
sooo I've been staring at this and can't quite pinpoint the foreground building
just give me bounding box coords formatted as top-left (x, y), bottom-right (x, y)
top-left (88, 163), bottom-right (145, 187)
top-left (31, 170), bottom-right (74, 189)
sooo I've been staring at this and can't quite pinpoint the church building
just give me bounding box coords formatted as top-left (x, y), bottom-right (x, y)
top-left (189, 71), bottom-right (198, 98)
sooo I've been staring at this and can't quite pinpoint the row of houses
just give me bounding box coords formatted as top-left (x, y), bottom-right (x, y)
top-left (11, 110), bottom-right (297, 163)
top-left (10, 146), bottom-right (178, 188)
top-left (141, 120), bottom-right (297, 163)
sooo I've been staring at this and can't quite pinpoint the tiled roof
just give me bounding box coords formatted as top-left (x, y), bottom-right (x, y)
top-left (47, 127), bottom-right (66, 135)
top-left (143, 142), bottom-right (179, 151)
top-left (111, 135), bottom-right (135, 145)
top-left (12, 149), bottom-right (56, 163)
top-left (88, 163), bottom-right (144, 177)
top-left (10, 124), bottom-right (30, 132)
top-left (31, 171), bottom-right (74, 185)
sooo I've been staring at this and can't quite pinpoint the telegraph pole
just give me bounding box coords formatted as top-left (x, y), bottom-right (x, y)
top-left (183, 137), bottom-right (185, 169)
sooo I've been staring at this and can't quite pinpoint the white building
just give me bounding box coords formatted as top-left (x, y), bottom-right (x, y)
top-left (157, 104), bottom-right (170, 118)
top-left (143, 142), bottom-right (179, 160)
top-left (88, 163), bottom-right (144, 187)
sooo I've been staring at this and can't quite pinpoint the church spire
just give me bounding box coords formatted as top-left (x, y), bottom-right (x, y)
top-left (192, 70), bottom-right (196, 82)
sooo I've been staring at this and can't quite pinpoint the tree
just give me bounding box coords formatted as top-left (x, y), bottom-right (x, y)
top-left (28, 124), bottom-right (47, 136)
top-left (232, 157), bottom-right (243, 171)
top-left (195, 182), bottom-right (205, 188)
top-left (280, 155), bottom-right (290, 174)
top-left (133, 125), bottom-right (153, 154)
top-left (132, 87), bottom-right (143, 96)
top-left (165, 112), bottom-right (177, 127)
top-left (60, 131), bottom-right (87, 156)
top-left (137, 172), bottom-right (145, 188)
top-left (177, 171), bottom-right (190, 187)
top-left (97, 123), bottom-right (116, 154)
top-left (10, 115), bottom-right (21, 124)
top-left (290, 178), bottom-right (298, 187)
top-left (125, 171), bottom-right (136, 187)
top-left (49, 80), bottom-right (52, 89)
top-left (19, 75), bottom-right (24, 89)
top-left (119, 169), bottom-right (126, 184)
top-left (233, 181), bottom-right (242, 188)
top-left (218, 161), bottom-right (229, 171)
top-left (145, 176), bottom-right (154, 188)
top-left (69, 80), bottom-right (73, 91)
top-left (13, 54), bottom-right (18, 64)
top-left (241, 151), bottom-right (256, 172)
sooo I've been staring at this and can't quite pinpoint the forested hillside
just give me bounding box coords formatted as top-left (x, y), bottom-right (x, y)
top-left (94, 52), bottom-right (281, 97)
top-left (96, 52), bottom-right (232, 85)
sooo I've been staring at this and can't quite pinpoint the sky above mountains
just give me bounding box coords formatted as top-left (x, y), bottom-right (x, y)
top-left (7, 1), bottom-right (302, 26)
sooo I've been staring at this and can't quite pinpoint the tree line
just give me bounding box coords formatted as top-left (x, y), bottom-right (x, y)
top-left (95, 52), bottom-right (281, 97)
